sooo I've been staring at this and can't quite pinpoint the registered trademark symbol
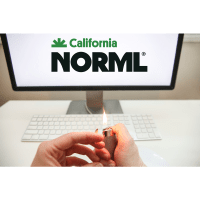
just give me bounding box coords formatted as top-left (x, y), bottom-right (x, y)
top-left (142, 52), bottom-right (146, 56)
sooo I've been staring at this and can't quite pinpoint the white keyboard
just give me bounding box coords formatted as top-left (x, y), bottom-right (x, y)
top-left (22, 114), bottom-right (161, 142)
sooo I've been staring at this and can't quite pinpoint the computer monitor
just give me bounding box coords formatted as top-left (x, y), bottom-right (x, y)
top-left (1, 34), bottom-right (184, 114)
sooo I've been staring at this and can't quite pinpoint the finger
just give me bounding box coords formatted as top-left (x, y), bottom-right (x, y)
top-left (100, 159), bottom-right (116, 167)
top-left (65, 144), bottom-right (100, 162)
top-left (111, 123), bottom-right (133, 144)
top-left (65, 156), bottom-right (88, 166)
top-left (91, 141), bottom-right (105, 149)
top-left (51, 132), bottom-right (104, 151)
top-left (82, 162), bottom-right (103, 167)
top-left (95, 148), bottom-right (111, 161)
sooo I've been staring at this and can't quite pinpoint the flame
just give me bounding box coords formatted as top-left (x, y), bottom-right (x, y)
top-left (103, 110), bottom-right (107, 125)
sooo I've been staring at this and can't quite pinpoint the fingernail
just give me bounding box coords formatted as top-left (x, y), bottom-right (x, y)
top-left (95, 129), bottom-right (98, 133)
top-left (95, 163), bottom-right (103, 167)
top-left (108, 162), bottom-right (115, 167)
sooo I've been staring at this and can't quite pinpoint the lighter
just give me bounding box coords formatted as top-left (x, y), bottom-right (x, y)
top-left (102, 127), bottom-right (117, 160)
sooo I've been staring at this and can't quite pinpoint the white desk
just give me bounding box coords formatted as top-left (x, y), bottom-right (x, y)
top-left (0, 100), bottom-right (200, 166)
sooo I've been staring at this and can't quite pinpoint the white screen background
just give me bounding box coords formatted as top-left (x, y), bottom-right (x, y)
top-left (6, 34), bottom-right (179, 87)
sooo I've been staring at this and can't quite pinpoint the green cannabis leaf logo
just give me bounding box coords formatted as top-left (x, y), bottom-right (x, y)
top-left (51, 38), bottom-right (67, 47)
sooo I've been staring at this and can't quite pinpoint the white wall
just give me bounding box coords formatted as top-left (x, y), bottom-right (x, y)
top-left (1, 37), bottom-right (200, 106)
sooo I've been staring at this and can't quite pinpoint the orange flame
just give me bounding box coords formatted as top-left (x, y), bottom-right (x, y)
top-left (103, 110), bottom-right (107, 125)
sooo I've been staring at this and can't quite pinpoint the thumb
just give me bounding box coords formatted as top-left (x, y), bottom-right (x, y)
top-left (82, 162), bottom-right (103, 167)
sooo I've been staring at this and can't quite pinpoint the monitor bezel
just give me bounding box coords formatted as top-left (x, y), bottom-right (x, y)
top-left (1, 33), bottom-right (184, 91)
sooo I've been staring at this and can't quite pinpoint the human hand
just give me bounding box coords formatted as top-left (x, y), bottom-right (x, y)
top-left (31, 131), bottom-right (108, 167)
top-left (95, 123), bottom-right (146, 167)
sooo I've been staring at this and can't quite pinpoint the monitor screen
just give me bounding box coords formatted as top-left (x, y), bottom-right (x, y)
top-left (1, 34), bottom-right (183, 91)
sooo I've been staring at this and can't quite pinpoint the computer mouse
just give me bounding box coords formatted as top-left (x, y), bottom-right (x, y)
top-left (138, 146), bottom-right (169, 167)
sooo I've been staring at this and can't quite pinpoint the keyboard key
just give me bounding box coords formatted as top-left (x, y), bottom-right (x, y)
top-left (62, 130), bottom-right (68, 134)
top-left (151, 124), bottom-right (156, 128)
top-left (48, 135), bottom-right (59, 140)
top-left (64, 118), bottom-right (69, 121)
top-left (43, 126), bottom-right (48, 130)
top-left (61, 126), bottom-right (66, 129)
top-left (50, 130), bottom-right (56, 134)
top-left (66, 126), bottom-right (72, 130)
top-left (55, 126), bottom-right (60, 129)
top-left (53, 118), bottom-right (58, 121)
top-left (145, 124), bottom-right (151, 128)
top-left (83, 122), bottom-right (88, 125)
top-left (37, 126), bottom-right (43, 129)
top-left (137, 117), bottom-right (142, 120)
top-left (56, 130), bottom-right (62, 135)
top-left (125, 121), bottom-right (130, 125)
top-left (132, 117), bottom-right (137, 121)
top-left (88, 122), bottom-right (93, 125)
top-left (37, 118), bottom-right (42, 121)
top-left (124, 117), bottom-right (129, 121)
top-left (134, 125), bottom-right (140, 129)
top-left (58, 118), bottom-right (63, 121)
top-left (143, 120), bottom-right (149, 124)
top-left (133, 121), bottom-right (138, 125)
top-left (38, 130), bottom-right (44, 134)
top-left (84, 126), bottom-right (89, 130)
top-left (32, 118), bottom-right (37, 121)
top-left (119, 117), bottom-right (124, 121)
top-left (70, 118), bottom-right (75, 122)
top-left (38, 122), bottom-right (43, 125)
top-left (78, 126), bottom-right (83, 130)
top-left (23, 135), bottom-right (32, 140)
top-left (153, 128), bottom-right (161, 138)
top-left (31, 135), bottom-right (39, 140)
top-left (27, 126), bottom-right (37, 130)
top-left (149, 133), bottom-right (155, 138)
top-left (149, 120), bottom-right (154, 124)
top-left (49, 126), bottom-right (54, 129)
top-left (25, 130), bottom-right (38, 134)
top-left (142, 129), bottom-right (147, 133)
top-left (39, 135), bottom-right (49, 140)
top-left (43, 122), bottom-right (48, 125)
top-left (42, 118), bottom-right (47, 121)
top-left (66, 122), bottom-right (71, 126)
top-left (49, 122), bottom-right (54, 125)
top-left (136, 129), bottom-right (141, 133)
top-left (147, 128), bottom-right (153, 133)
top-left (30, 122), bottom-right (37, 125)
top-left (138, 120), bottom-right (143, 124)
top-left (90, 125), bottom-right (95, 130)
top-left (137, 133), bottom-right (149, 139)
top-left (140, 125), bottom-right (145, 128)
top-left (113, 117), bottom-right (118, 120)
top-left (55, 122), bottom-right (59, 125)
top-left (44, 130), bottom-right (50, 134)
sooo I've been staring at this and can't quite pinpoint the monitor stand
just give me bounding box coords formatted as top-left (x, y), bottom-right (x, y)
top-left (66, 91), bottom-right (123, 114)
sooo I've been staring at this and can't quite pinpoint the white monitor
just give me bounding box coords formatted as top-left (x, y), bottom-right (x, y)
top-left (1, 34), bottom-right (183, 91)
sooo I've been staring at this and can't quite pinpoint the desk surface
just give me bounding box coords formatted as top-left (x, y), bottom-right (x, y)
top-left (0, 100), bottom-right (200, 167)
